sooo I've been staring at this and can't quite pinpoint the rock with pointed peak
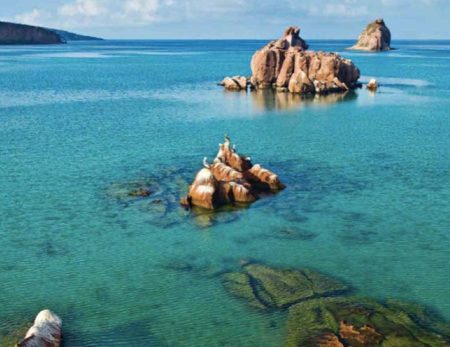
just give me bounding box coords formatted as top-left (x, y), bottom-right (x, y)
top-left (350, 18), bottom-right (391, 51)
top-left (234, 26), bottom-right (360, 94)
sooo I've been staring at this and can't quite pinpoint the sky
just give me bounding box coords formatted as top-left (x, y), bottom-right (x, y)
top-left (1, 0), bottom-right (449, 39)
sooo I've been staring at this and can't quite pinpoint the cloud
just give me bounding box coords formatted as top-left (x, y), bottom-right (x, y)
top-left (15, 9), bottom-right (43, 26)
top-left (8, 0), bottom-right (448, 39)
top-left (120, 0), bottom-right (163, 23)
top-left (58, 0), bottom-right (107, 17)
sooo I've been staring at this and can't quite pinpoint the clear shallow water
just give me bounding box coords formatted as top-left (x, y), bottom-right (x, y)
top-left (0, 39), bottom-right (449, 346)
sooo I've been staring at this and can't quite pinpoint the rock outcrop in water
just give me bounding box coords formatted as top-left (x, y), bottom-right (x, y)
top-left (0, 21), bottom-right (102, 45)
top-left (219, 76), bottom-right (249, 91)
top-left (367, 78), bottom-right (379, 91)
top-left (350, 19), bottom-right (391, 51)
top-left (15, 309), bottom-right (62, 347)
top-left (180, 136), bottom-right (284, 210)
top-left (220, 26), bottom-right (360, 95)
top-left (222, 262), bottom-right (450, 347)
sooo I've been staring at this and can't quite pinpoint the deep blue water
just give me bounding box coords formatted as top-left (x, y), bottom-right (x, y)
top-left (0, 39), bottom-right (449, 346)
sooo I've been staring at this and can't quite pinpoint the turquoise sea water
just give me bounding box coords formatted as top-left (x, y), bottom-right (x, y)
top-left (0, 39), bottom-right (449, 346)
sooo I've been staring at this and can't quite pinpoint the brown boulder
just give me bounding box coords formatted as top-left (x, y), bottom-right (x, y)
top-left (219, 76), bottom-right (248, 91)
top-left (244, 164), bottom-right (285, 191)
top-left (350, 18), bottom-right (391, 51)
top-left (185, 160), bottom-right (220, 210)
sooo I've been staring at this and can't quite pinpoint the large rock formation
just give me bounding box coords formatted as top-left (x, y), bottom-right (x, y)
top-left (0, 21), bottom-right (102, 45)
top-left (180, 136), bottom-right (284, 210)
top-left (15, 309), bottom-right (62, 347)
top-left (221, 26), bottom-right (360, 95)
top-left (350, 19), bottom-right (391, 51)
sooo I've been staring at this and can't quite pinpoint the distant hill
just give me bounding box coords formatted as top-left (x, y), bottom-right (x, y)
top-left (0, 21), bottom-right (103, 45)
top-left (48, 29), bottom-right (103, 42)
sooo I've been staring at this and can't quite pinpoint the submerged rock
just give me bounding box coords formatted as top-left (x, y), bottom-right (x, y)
top-left (0, 324), bottom-right (29, 347)
top-left (222, 262), bottom-right (450, 346)
top-left (284, 297), bottom-right (450, 347)
top-left (181, 135), bottom-right (284, 211)
top-left (221, 26), bottom-right (360, 95)
top-left (222, 263), bottom-right (348, 309)
top-left (128, 188), bottom-right (151, 197)
top-left (350, 19), bottom-right (391, 51)
top-left (15, 309), bottom-right (62, 347)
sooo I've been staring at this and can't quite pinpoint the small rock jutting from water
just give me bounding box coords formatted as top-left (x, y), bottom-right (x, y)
top-left (15, 309), bottom-right (62, 347)
top-left (221, 262), bottom-right (450, 347)
top-left (180, 135), bottom-right (285, 210)
top-left (219, 76), bottom-right (249, 91)
top-left (220, 26), bottom-right (360, 95)
top-left (367, 78), bottom-right (379, 91)
top-left (349, 18), bottom-right (392, 52)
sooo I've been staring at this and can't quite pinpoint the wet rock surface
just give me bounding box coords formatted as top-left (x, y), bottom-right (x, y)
top-left (350, 19), bottom-right (391, 52)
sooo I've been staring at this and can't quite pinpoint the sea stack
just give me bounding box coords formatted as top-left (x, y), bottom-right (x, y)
top-left (220, 26), bottom-right (360, 95)
top-left (350, 19), bottom-right (391, 51)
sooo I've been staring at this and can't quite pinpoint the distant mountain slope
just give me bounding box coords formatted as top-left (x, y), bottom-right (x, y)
top-left (0, 21), bottom-right (63, 44)
top-left (49, 29), bottom-right (103, 42)
top-left (0, 21), bottom-right (103, 45)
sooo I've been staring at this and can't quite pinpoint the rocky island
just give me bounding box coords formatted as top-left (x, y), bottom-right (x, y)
top-left (349, 18), bottom-right (391, 51)
top-left (220, 26), bottom-right (360, 95)
top-left (0, 21), bottom-right (102, 45)
top-left (180, 136), bottom-right (284, 210)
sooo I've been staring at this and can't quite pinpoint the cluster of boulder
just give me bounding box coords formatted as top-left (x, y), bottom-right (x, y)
top-left (350, 18), bottom-right (392, 52)
top-left (222, 262), bottom-right (450, 347)
top-left (180, 136), bottom-right (284, 210)
top-left (220, 26), bottom-right (360, 95)
top-left (12, 309), bottom-right (62, 347)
